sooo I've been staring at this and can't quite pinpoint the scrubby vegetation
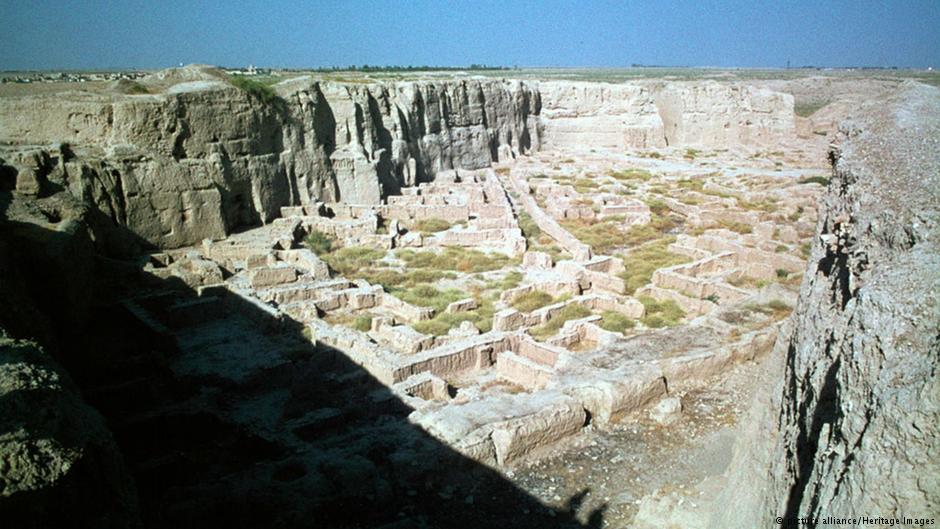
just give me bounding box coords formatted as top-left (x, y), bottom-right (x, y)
top-left (742, 299), bottom-right (792, 320)
top-left (510, 291), bottom-right (556, 313)
top-left (117, 81), bottom-right (150, 94)
top-left (412, 218), bottom-right (454, 234)
top-left (560, 218), bottom-right (625, 254)
top-left (398, 247), bottom-right (515, 274)
top-left (798, 175), bottom-right (830, 186)
top-left (794, 99), bottom-right (829, 117)
top-left (315, 242), bottom-right (517, 336)
top-left (411, 285), bottom-right (497, 336)
top-left (518, 210), bottom-right (542, 244)
top-left (305, 230), bottom-right (335, 255)
top-left (639, 296), bottom-right (685, 328)
top-left (738, 198), bottom-right (779, 213)
top-left (561, 198), bottom-right (681, 254)
top-left (529, 304), bottom-right (593, 340)
top-left (485, 270), bottom-right (523, 291)
top-left (801, 242), bottom-right (812, 258)
top-left (618, 238), bottom-right (690, 294)
top-left (624, 211), bottom-right (679, 247)
top-left (599, 310), bottom-right (636, 334)
top-left (230, 75), bottom-right (280, 105)
top-left (395, 285), bottom-right (466, 314)
top-left (325, 313), bottom-right (374, 332)
top-left (608, 168), bottom-right (652, 182)
top-left (574, 178), bottom-right (600, 193)
top-left (717, 219), bottom-right (754, 234)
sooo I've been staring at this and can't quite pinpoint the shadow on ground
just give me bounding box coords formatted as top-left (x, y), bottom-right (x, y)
top-left (0, 189), bottom-right (605, 529)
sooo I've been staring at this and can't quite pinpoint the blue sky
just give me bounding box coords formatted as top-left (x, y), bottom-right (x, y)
top-left (1, 0), bottom-right (937, 70)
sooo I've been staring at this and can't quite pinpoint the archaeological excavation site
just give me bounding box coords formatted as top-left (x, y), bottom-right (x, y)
top-left (0, 62), bottom-right (937, 528)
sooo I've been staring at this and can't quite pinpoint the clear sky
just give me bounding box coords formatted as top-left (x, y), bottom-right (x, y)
top-left (1, 0), bottom-right (937, 70)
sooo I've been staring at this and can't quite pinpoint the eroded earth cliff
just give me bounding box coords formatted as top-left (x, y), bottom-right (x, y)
top-left (0, 67), bottom-right (936, 529)
top-left (712, 82), bottom-right (940, 527)
top-left (0, 66), bottom-right (796, 251)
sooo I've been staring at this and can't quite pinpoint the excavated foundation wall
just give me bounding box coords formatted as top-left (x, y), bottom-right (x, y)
top-left (0, 75), bottom-right (541, 249)
top-left (0, 70), bottom-right (796, 251)
top-left (708, 83), bottom-right (939, 527)
top-left (538, 80), bottom-right (795, 151)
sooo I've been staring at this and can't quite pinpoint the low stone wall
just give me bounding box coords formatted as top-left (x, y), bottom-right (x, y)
top-left (392, 332), bottom-right (515, 383)
top-left (508, 171), bottom-right (592, 261)
top-left (490, 397), bottom-right (586, 466)
top-left (496, 352), bottom-right (554, 390)
top-left (378, 292), bottom-right (435, 323)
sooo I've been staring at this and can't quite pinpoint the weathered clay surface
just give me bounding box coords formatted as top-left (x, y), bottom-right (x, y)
top-left (0, 66), bottom-right (541, 248)
top-left (707, 82), bottom-right (940, 527)
top-left (539, 80), bottom-right (795, 151)
top-left (0, 334), bottom-right (140, 528)
top-left (0, 66), bottom-right (801, 251)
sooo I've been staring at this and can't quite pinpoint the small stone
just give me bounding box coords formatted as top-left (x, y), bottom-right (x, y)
top-left (650, 396), bottom-right (683, 425)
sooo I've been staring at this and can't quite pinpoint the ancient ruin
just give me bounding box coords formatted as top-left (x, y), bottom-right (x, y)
top-left (1, 61), bottom-right (937, 528)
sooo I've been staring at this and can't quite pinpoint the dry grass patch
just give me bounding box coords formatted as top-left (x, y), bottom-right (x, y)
top-left (411, 286), bottom-right (498, 336)
top-left (639, 296), bottom-right (685, 328)
top-left (324, 313), bottom-right (373, 332)
top-left (412, 217), bottom-right (454, 234)
top-left (609, 168), bottom-right (652, 182)
top-left (510, 291), bottom-right (554, 312)
top-left (304, 230), bottom-right (335, 255)
top-left (717, 219), bottom-right (753, 234)
top-left (560, 218), bottom-right (627, 255)
top-left (529, 304), bottom-right (593, 341)
top-left (619, 238), bottom-right (690, 294)
top-left (518, 210), bottom-right (542, 244)
top-left (599, 310), bottom-right (636, 334)
top-left (398, 247), bottom-right (515, 274)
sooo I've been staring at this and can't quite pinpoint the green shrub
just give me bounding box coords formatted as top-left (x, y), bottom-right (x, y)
top-left (560, 218), bottom-right (625, 255)
top-left (518, 210), bottom-right (542, 243)
top-left (413, 217), bottom-right (453, 233)
top-left (738, 199), bottom-right (778, 213)
top-left (394, 285), bottom-right (466, 313)
top-left (322, 246), bottom-right (386, 272)
top-left (305, 230), bottom-right (335, 255)
top-left (788, 206), bottom-right (804, 222)
top-left (743, 299), bottom-right (792, 320)
top-left (352, 315), bottom-right (373, 332)
top-left (618, 237), bottom-right (689, 295)
top-left (230, 75), bottom-right (279, 105)
top-left (717, 219), bottom-right (753, 234)
top-left (529, 304), bottom-right (593, 340)
top-left (644, 198), bottom-right (670, 216)
top-left (599, 310), bottom-right (635, 334)
top-left (801, 242), bottom-right (812, 258)
top-left (619, 210), bottom-right (678, 247)
top-left (121, 81), bottom-right (150, 94)
top-left (794, 100), bottom-right (829, 118)
top-left (683, 148), bottom-right (702, 160)
top-left (639, 296), bottom-right (685, 328)
top-left (798, 175), bottom-right (830, 186)
top-left (510, 291), bottom-right (555, 313)
top-left (609, 168), bottom-right (652, 182)
top-left (677, 179), bottom-right (704, 192)
top-left (776, 268), bottom-right (790, 279)
top-left (413, 295), bottom-right (496, 336)
top-left (399, 247), bottom-right (514, 274)
top-left (485, 270), bottom-right (523, 291)
top-left (574, 178), bottom-right (600, 193)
